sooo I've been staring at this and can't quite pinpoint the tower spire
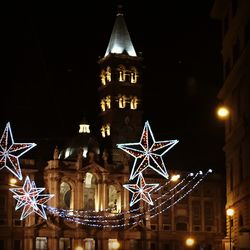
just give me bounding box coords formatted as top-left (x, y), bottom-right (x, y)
top-left (104, 6), bottom-right (136, 57)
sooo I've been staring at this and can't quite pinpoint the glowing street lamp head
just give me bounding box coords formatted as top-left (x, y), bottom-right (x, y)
top-left (217, 106), bottom-right (230, 119)
top-left (186, 237), bottom-right (195, 247)
top-left (226, 208), bottom-right (234, 217)
top-left (9, 177), bottom-right (17, 186)
top-left (171, 174), bottom-right (180, 182)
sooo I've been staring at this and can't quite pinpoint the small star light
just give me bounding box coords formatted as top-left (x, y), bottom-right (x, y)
top-left (117, 121), bottom-right (178, 180)
top-left (9, 176), bottom-right (54, 220)
top-left (0, 122), bottom-right (36, 180)
top-left (123, 173), bottom-right (159, 206)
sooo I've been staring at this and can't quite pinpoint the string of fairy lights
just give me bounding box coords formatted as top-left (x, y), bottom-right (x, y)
top-left (46, 170), bottom-right (212, 228)
top-left (1, 121), bottom-right (213, 227)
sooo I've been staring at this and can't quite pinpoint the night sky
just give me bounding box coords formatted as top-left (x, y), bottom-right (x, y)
top-left (1, 1), bottom-right (225, 172)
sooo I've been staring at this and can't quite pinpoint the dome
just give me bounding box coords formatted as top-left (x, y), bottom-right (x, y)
top-left (58, 119), bottom-right (100, 160)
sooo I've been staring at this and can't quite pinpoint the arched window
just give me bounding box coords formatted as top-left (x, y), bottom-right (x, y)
top-left (105, 124), bottom-right (111, 136)
top-left (83, 173), bottom-right (96, 211)
top-left (100, 70), bottom-right (106, 85)
top-left (108, 185), bottom-right (121, 213)
top-left (60, 182), bottom-right (72, 209)
top-left (118, 65), bottom-right (125, 82)
top-left (130, 67), bottom-right (138, 83)
top-left (106, 96), bottom-right (111, 109)
top-left (101, 126), bottom-right (106, 138)
top-left (106, 67), bottom-right (111, 82)
top-left (130, 96), bottom-right (138, 110)
top-left (118, 95), bottom-right (126, 108)
top-left (100, 99), bottom-right (106, 112)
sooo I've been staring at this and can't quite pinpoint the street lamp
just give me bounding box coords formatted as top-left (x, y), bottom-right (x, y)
top-left (216, 105), bottom-right (230, 120)
top-left (185, 237), bottom-right (195, 248)
top-left (226, 208), bottom-right (234, 250)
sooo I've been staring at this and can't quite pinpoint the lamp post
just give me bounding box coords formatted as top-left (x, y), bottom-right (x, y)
top-left (226, 208), bottom-right (234, 250)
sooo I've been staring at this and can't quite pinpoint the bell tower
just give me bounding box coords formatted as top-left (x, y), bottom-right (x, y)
top-left (98, 6), bottom-right (143, 164)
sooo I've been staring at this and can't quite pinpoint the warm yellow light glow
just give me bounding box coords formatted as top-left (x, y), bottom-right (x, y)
top-left (101, 126), bottom-right (106, 138)
top-left (106, 67), bottom-right (111, 82)
top-left (109, 239), bottom-right (120, 250)
top-left (217, 106), bottom-right (229, 119)
top-left (101, 99), bottom-right (106, 112)
top-left (119, 96), bottom-right (126, 108)
top-left (186, 237), bottom-right (195, 247)
top-left (106, 96), bottom-right (111, 109)
top-left (106, 124), bottom-right (111, 136)
top-left (226, 208), bottom-right (235, 217)
top-left (171, 174), bottom-right (180, 182)
top-left (9, 178), bottom-right (17, 186)
top-left (101, 70), bottom-right (106, 85)
top-left (79, 124), bottom-right (90, 134)
top-left (75, 247), bottom-right (83, 250)
top-left (130, 96), bottom-right (138, 110)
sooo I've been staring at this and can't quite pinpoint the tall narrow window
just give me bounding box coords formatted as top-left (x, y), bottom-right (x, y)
top-left (106, 124), bottom-right (111, 136)
top-left (59, 238), bottom-right (71, 250)
top-left (83, 173), bottom-right (96, 211)
top-left (60, 182), bottom-right (72, 209)
top-left (36, 237), bottom-right (47, 250)
top-left (100, 70), bottom-right (106, 85)
top-left (106, 96), bottom-right (111, 109)
top-left (101, 99), bottom-right (106, 112)
top-left (101, 126), bottom-right (106, 138)
top-left (130, 96), bottom-right (138, 110)
top-left (204, 201), bottom-right (214, 226)
top-left (106, 67), bottom-right (111, 82)
top-left (118, 66), bottom-right (125, 82)
top-left (130, 67), bottom-right (138, 83)
top-left (119, 95), bottom-right (126, 108)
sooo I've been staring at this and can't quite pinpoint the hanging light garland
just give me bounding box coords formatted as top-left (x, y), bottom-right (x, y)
top-left (47, 169), bottom-right (212, 228)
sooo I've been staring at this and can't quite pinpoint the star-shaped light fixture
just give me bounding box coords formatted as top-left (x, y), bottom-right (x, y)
top-left (123, 173), bottom-right (159, 206)
top-left (0, 122), bottom-right (36, 180)
top-left (117, 121), bottom-right (178, 180)
top-left (9, 176), bottom-right (54, 220)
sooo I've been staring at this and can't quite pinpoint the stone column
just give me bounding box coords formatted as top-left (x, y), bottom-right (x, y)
top-left (48, 236), bottom-right (59, 250)
top-left (75, 174), bottom-right (83, 210)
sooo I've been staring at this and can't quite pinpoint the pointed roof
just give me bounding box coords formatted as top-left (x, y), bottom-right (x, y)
top-left (104, 6), bottom-right (137, 57)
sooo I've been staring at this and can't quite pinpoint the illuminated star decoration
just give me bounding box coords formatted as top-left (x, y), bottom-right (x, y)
top-left (9, 176), bottom-right (54, 220)
top-left (117, 121), bottom-right (179, 180)
top-left (123, 173), bottom-right (159, 206)
top-left (0, 122), bottom-right (36, 180)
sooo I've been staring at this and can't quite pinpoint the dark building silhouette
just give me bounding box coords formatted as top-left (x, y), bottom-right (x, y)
top-left (211, 0), bottom-right (250, 249)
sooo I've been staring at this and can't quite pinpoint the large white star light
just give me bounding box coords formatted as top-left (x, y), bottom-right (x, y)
top-left (123, 173), bottom-right (159, 206)
top-left (117, 121), bottom-right (178, 180)
top-left (9, 176), bottom-right (54, 220)
top-left (0, 122), bottom-right (36, 180)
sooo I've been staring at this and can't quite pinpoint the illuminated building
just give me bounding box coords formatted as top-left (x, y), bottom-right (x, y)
top-left (211, 0), bottom-right (250, 249)
top-left (0, 6), bottom-right (226, 250)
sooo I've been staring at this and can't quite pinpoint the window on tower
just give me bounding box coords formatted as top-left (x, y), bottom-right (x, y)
top-left (100, 70), bottom-right (106, 85)
top-left (106, 67), bottom-right (111, 82)
top-left (118, 66), bottom-right (125, 82)
top-left (101, 126), bottom-right (106, 138)
top-left (130, 67), bottom-right (138, 83)
top-left (106, 96), bottom-right (111, 109)
top-left (101, 99), bottom-right (106, 112)
top-left (118, 95), bottom-right (126, 108)
top-left (101, 124), bottom-right (111, 138)
top-left (106, 124), bottom-right (111, 136)
top-left (130, 96), bottom-right (138, 109)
